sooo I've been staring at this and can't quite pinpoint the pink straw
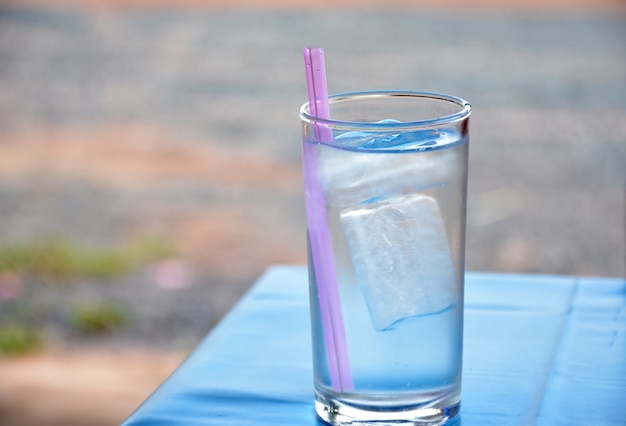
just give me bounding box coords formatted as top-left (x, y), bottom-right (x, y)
top-left (303, 47), bottom-right (353, 392)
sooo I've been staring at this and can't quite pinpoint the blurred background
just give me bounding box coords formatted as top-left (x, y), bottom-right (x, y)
top-left (0, 0), bottom-right (624, 424)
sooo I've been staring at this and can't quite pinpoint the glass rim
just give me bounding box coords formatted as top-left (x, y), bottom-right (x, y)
top-left (299, 90), bottom-right (471, 130)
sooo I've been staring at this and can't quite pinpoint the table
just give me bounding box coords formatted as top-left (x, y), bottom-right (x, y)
top-left (122, 266), bottom-right (626, 425)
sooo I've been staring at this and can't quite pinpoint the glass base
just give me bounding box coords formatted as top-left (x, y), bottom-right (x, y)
top-left (315, 391), bottom-right (460, 426)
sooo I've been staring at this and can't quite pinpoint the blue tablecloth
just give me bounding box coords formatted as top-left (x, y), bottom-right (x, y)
top-left (122, 266), bottom-right (626, 426)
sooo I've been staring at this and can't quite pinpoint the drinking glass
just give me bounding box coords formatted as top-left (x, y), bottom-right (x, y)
top-left (300, 91), bottom-right (471, 425)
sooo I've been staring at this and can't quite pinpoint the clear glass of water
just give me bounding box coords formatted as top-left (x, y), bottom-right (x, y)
top-left (300, 91), bottom-right (471, 426)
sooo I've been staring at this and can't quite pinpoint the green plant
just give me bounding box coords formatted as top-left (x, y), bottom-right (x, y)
top-left (0, 324), bottom-right (43, 356)
top-left (0, 244), bottom-right (30, 273)
top-left (27, 240), bottom-right (128, 280)
top-left (123, 236), bottom-right (177, 265)
top-left (0, 236), bottom-right (177, 283)
top-left (69, 302), bottom-right (129, 335)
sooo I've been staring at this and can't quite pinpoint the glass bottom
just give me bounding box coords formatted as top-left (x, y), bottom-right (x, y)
top-left (315, 391), bottom-right (460, 426)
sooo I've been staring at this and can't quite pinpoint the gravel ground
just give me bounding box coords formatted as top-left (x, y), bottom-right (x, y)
top-left (0, 4), bottom-right (625, 351)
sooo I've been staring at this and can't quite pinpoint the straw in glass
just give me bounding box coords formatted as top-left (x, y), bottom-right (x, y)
top-left (303, 47), bottom-right (353, 392)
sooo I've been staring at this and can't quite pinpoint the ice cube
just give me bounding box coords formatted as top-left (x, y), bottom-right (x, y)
top-left (316, 136), bottom-right (458, 208)
top-left (335, 127), bottom-right (440, 151)
top-left (340, 194), bottom-right (458, 331)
